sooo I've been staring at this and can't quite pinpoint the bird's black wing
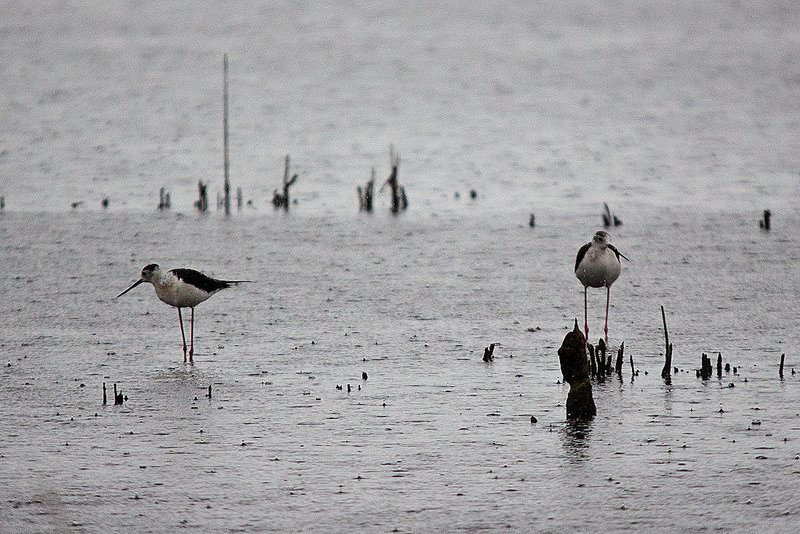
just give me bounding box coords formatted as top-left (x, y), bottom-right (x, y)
top-left (574, 242), bottom-right (591, 272)
top-left (608, 244), bottom-right (629, 261)
top-left (171, 268), bottom-right (232, 293)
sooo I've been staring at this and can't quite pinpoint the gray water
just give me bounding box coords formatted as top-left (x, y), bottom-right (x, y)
top-left (2, 1), bottom-right (800, 532)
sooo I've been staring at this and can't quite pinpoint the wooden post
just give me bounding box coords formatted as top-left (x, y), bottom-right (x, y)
top-left (366, 168), bottom-right (375, 211)
top-left (699, 353), bottom-right (713, 380)
top-left (358, 167), bottom-right (376, 212)
top-left (780, 353), bottom-right (785, 378)
top-left (380, 145), bottom-right (406, 213)
top-left (717, 353), bottom-right (722, 378)
top-left (273, 155), bottom-right (298, 210)
top-left (196, 181), bottom-right (208, 212)
top-left (629, 354), bottom-right (635, 378)
top-left (760, 209), bottom-right (771, 230)
top-left (615, 342), bottom-right (624, 374)
top-left (482, 343), bottom-right (495, 362)
top-left (102, 382), bottom-right (107, 405)
top-left (222, 53), bottom-right (230, 216)
top-left (558, 320), bottom-right (596, 419)
top-left (660, 306), bottom-right (673, 382)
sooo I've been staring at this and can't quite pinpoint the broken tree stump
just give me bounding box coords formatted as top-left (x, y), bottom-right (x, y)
top-left (602, 202), bottom-right (623, 227)
top-left (698, 353), bottom-right (713, 380)
top-left (615, 342), bottom-right (625, 375)
top-left (358, 167), bottom-right (376, 212)
top-left (158, 187), bottom-right (171, 210)
top-left (272, 154), bottom-right (298, 210)
top-left (195, 181), bottom-right (208, 212)
top-left (380, 145), bottom-right (407, 214)
top-left (760, 209), bottom-right (771, 231)
top-left (558, 320), bottom-right (596, 420)
top-left (660, 306), bottom-right (673, 382)
top-left (482, 343), bottom-right (495, 362)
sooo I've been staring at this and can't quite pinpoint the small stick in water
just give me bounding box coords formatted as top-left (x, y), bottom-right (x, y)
top-left (660, 306), bottom-right (673, 382)
top-left (780, 353), bottom-right (785, 378)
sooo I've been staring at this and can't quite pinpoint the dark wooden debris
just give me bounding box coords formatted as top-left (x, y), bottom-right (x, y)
top-left (558, 319), bottom-right (596, 420)
top-left (483, 343), bottom-right (495, 362)
top-left (759, 209), bottom-right (771, 231)
top-left (195, 180), bottom-right (209, 212)
top-left (660, 306), bottom-right (673, 382)
top-left (158, 187), bottom-right (171, 210)
top-left (358, 167), bottom-right (376, 212)
top-left (602, 202), bottom-right (623, 227)
top-left (272, 155), bottom-right (298, 210)
top-left (380, 145), bottom-right (407, 214)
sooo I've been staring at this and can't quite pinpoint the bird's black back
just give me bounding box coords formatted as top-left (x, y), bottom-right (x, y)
top-left (171, 268), bottom-right (239, 293)
top-left (574, 242), bottom-right (591, 272)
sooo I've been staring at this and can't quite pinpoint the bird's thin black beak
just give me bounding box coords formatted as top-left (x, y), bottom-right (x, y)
top-left (619, 251), bottom-right (630, 261)
top-left (116, 279), bottom-right (144, 298)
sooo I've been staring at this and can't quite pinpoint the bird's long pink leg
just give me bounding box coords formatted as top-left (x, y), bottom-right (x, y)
top-left (178, 308), bottom-right (187, 362)
top-left (584, 286), bottom-right (589, 344)
top-left (604, 286), bottom-right (611, 345)
top-left (189, 307), bottom-right (194, 362)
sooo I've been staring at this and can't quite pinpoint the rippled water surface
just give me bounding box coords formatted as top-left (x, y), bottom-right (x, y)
top-left (2, 1), bottom-right (800, 532)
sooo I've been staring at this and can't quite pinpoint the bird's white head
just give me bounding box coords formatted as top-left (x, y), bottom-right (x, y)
top-left (116, 263), bottom-right (161, 298)
top-left (592, 230), bottom-right (611, 247)
top-left (139, 263), bottom-right (160, 283)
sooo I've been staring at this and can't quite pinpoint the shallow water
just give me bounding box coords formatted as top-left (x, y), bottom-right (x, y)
top-left (2, 210), bottom-right (799, 532)
top-left (2, 0), bottom-right (800, 532)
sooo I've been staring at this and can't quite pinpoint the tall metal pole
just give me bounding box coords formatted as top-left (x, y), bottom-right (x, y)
top-left (223, 53), bottom-right (230, 215)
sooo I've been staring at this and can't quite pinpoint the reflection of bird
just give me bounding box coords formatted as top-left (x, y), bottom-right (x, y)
top-left (575, 231), bottom-right (628, 344)
top-left (116, 264), bottom-right (249, 362)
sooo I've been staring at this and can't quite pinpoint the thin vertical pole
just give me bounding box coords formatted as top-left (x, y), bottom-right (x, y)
top-left (223, 53), bottom-right (230, 216)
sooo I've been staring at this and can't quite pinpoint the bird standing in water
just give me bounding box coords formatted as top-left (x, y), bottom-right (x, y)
top-left (575, 231), bottom-right (628, 345)
top-left (116, 264), bottom-right (249, 362)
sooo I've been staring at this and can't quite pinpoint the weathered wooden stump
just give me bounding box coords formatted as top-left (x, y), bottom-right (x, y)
top-left (380, 145), bottom-right (407, 214)
top-left (195, 181), bottom-right (208, 212)
top-left (272, 155), bottom-right (298, 210)
top-left (760, 209), bottom-right (771, 231)
top-left (482, 343), bottom-right (495, 362)
top-left (558, 320), bottom-right (596, 420)
top-left (358, 167), bottom-right (376, 212)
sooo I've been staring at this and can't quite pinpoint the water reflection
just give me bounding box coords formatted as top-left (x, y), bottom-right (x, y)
top-left (560, 419), bottom-right (595, 463)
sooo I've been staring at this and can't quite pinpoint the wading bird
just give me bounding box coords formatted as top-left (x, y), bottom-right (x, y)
top-left (575, 231), bottom-right (628, 345)
top-left (116, 264), bottom-right (248, 362)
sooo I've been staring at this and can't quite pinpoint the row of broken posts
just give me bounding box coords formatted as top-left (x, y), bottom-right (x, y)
top-left (587, 338), bottom-right (627, 379)
top-left (157, 145), bottom-right (407, 215)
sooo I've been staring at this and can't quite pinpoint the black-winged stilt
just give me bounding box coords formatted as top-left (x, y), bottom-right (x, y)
top-left (116, 264), bottom-right (249, 362)
top-left (575, 231), bottom-right (628, 344)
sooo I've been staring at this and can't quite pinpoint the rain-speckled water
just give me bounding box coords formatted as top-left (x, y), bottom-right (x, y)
top-left (2, 1), bottom-right (800, 532)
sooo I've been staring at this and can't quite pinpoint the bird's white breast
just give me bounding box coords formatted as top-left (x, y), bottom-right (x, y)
top-left (576, 246), bottom-right (621, 288)
top-left (153, 272), bottom-right (214, 308)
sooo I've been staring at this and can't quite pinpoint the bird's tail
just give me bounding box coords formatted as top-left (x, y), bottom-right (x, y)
top-left (220, 280), bottom-right (253, 288)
